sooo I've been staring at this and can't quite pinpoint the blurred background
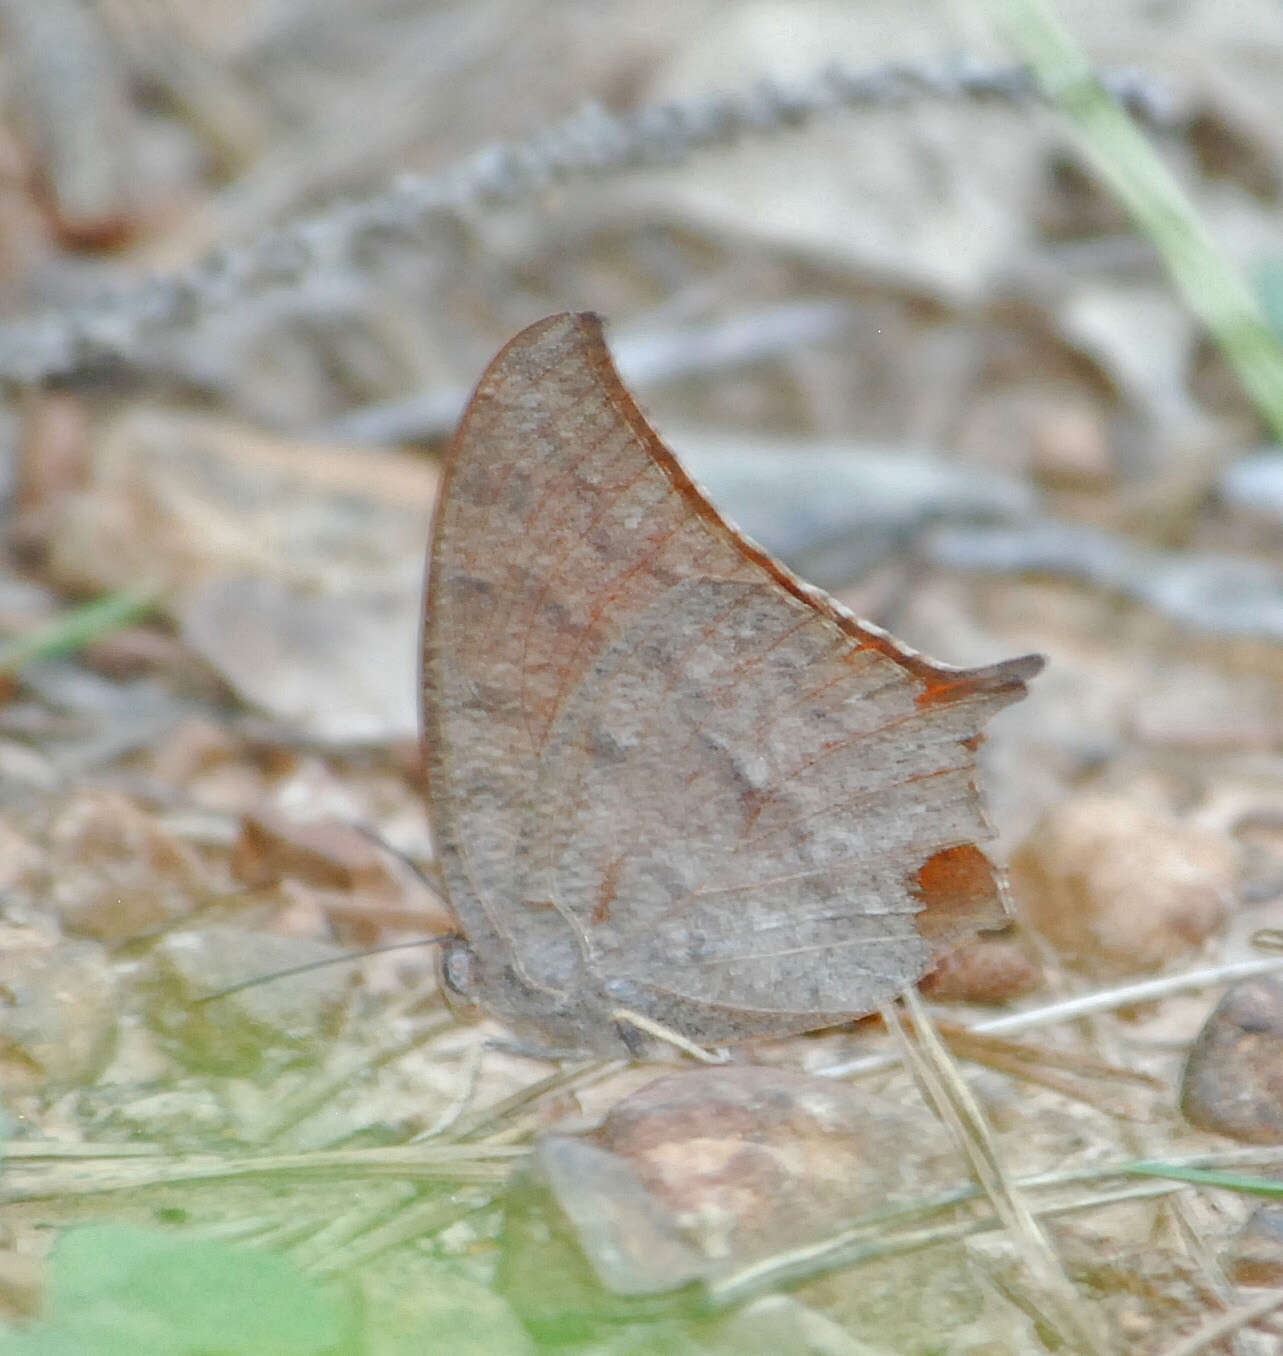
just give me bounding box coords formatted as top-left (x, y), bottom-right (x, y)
top-left (2, 2), bottom-right (1283, 1352)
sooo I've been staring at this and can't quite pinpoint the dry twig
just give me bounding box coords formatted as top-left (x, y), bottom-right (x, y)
top-left (0, 60), bottom-right (1174, 388)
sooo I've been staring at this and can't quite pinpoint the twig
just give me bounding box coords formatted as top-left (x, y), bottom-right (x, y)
top-left (0, 0), bottom-right (136, 245)
top-left (821, 954), bottom-right (1283, 1080)
top-left (0, 60), bottom-right (1176, 388)
top-left (315, 300), bottom-right (856, 444)
top-left (926, 519), bottom-right (1283, 643)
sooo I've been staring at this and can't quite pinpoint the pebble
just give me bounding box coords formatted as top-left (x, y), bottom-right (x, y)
top-left (143, 926), bottom-right (351, 1076)
top-left (1181, 975), bottom-right (1283, 1142)
top-left (0, 939), bottom-right (118, 1091)
top-left (919, 932), bottom-right (1043, 1004)
top-left (1227, 1205), bottom-right (1283, 1286)
top-left (1009, 795), bottom-right (1233, 976)
top-left (48, 789), bottom-right (209, 942)
top-left (503, 1066), bottom-right (953, 1303)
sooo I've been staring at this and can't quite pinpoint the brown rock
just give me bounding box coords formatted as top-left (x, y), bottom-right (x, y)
top-left (919, 931), bottom-right (1043, 1004)
top-left (595, 1066), bottom-right (951, 1241)
top-left (49, 789), bottom-right (210, 942)
top-left (1009, 795), bottom-right (1232, 976)
top-left (1181, 975), bottom-right (1283, 1142)
top-left (503, 1066), bottom-right (953, 1307)
top-left (230, 808), bottom-right (387, 892)
top-left (44, 409), bottom-right (435, 743)
top-left (1226, 1204), bottom-right (1283, 1286)
top-left (0, 940), bottom-right (118, 1091)
top-left (1031, 399), bottom-right (1114, 491)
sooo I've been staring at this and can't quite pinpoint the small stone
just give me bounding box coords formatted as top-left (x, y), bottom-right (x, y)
top-left (1227, 1205), bottom-right (1283, 1285)
top-left (1031, 400), bottom-right (1113, 490)
top-left (0, 816), bottom-right (43, 895)
top-left (503, 1066), bottom-right (954, 1308)
top-left (919, 932), bottom-right (1043, 1004)
top-left (528, 1135), bottom-right (711, 1296)
top-left (1009, 795), bottom-right (1233, 976)
top-left (1221, 448), bottom-right (1283, 524)
top-left (595, 1066), bottom-right (953, 1254)
top-left (99, 1088), bottom-right (231, 1145)
top-left (49, 789), bottom-right (210, 942)
top-left (1181, 975), bottom-right (1283, 1142)
top-left (0, 1249), bottom-right (43, 1321)
top-left (149, 717), bottom-right (242, 787)
top-left (0, 940), bottom-right (119, 1091)
top-left (362, 1266), bottom-right (534, 1356)
top-left (230, 808), bottom-right (387, 892)
top-left (143, 927), bottom-right (351, 1076)
top-left (707, 1295), bottom-right (897, 1356)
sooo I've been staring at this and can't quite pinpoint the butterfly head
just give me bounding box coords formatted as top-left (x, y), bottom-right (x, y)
top-left (436, 935), bottom-right (486, 1023)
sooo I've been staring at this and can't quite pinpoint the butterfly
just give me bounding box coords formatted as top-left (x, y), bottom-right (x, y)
top-left (422, 313), bottom-right (1042, 1055)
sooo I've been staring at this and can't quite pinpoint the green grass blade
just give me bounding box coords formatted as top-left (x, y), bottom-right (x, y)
top-left (1126, 1163), bottom-right (1283, 1197)
top-left (990, 0), bottom-right (1283, 438)
top-left (0, 588), bottom-right (160, 677)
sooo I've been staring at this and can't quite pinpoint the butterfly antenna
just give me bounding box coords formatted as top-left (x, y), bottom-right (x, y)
top-left (198, 935), bottom-right (454, 1003)
top-left (348, 821), bottom-right (446, 895)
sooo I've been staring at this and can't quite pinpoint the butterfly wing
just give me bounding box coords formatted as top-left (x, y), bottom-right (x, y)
top-left (423, 313), bottom-right (1042, 1047)
top-left (527, 572), bottom-right (1037, 1041)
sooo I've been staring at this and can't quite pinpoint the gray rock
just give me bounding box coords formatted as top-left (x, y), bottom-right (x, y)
top-left (144, 927), bottom-right (351, 1077)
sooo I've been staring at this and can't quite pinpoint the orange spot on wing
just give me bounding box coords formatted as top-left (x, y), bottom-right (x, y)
top-left (912, 843), bottom-right (1008, 952)
top-left (915, 674), bottom-right (986, 707)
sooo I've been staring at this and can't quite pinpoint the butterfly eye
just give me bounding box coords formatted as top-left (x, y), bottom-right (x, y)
top-left (438, 937), bottom-right (478, 1001)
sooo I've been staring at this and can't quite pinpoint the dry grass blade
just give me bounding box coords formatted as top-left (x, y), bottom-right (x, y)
top-left (1160, 1289), bottom-right (1283, 1356)
top-left (251, 1007), bottom-right (454, 1146)
top-left (412, 1036), bottom-right (485, 1141)
top-left (886, 988), bottom-right (1109, 1355)
top-left (928, 1020), bottom-right (1162, 1119)
top-left (304, 1191), bottom-right (490, 1277)
top-left (935, 1023), bottom-right (1162, 1088)
top-left (281, 1181), bottom-right (422, 1272)
top-left (0, 1143), bottom-right (522, 1203)
top-left (447, 1058), bottom-right (627, 1143)
top-left (709, 1179), bottom-right (1179, 1310)
top-left (0, 59), bottom-right (1176, 386)
top-left (823, 955), bottom-right (1283, 1079)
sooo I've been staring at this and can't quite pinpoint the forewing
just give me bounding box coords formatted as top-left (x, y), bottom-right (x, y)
top-left (424, 313), bottom-right (759, 983)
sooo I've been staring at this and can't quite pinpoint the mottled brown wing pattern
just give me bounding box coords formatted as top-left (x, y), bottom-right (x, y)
top-left (423, 312), bottom-right (1042, 1051)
